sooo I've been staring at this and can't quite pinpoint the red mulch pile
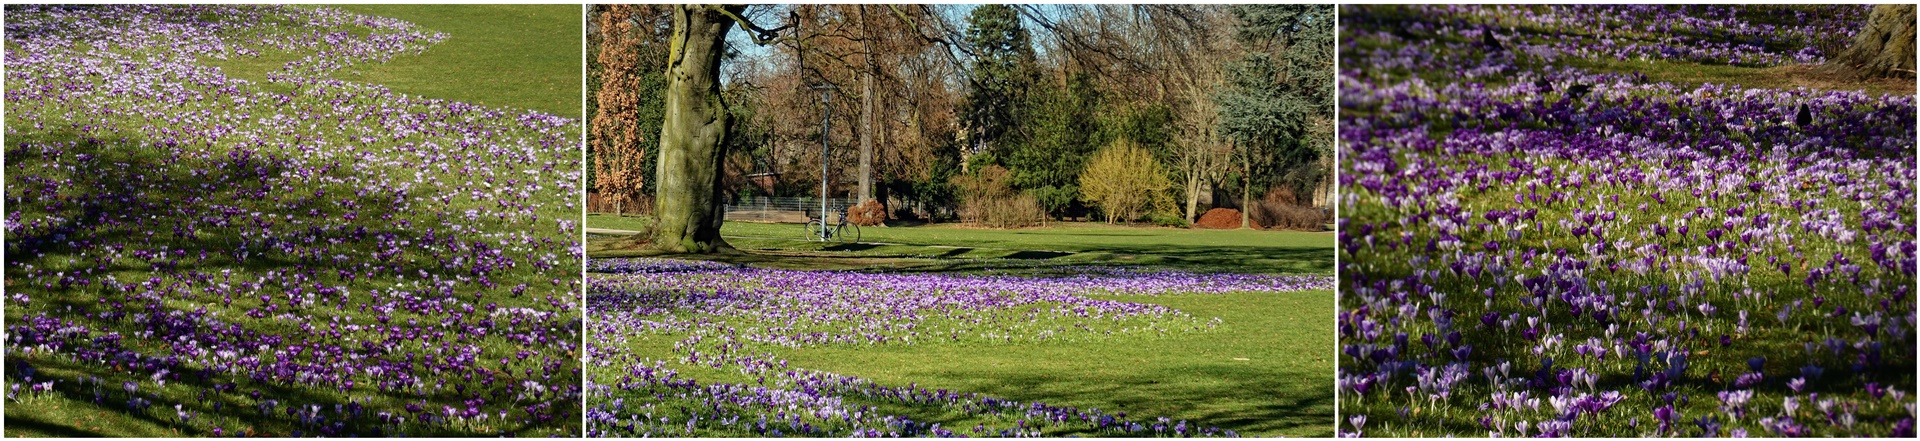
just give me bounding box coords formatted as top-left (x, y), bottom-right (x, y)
top-left (1193, 208), bottom-right (1251, 229)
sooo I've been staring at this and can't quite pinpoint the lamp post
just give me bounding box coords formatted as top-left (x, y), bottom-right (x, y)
top-left (812, 82), bottom-right (837, 241)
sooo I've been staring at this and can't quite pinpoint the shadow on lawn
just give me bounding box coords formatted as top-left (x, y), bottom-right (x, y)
top-left (5, 414), bottom-right (107, 438)
top-left (4, 132), bottom-right (574, 436)
top-left (607, 241), bottom-right (1331, 274)
top-left (822, 242), bottom-right (883, 252)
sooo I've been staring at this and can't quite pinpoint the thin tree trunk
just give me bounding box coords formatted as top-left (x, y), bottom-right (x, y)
top-left (649, 5), bottom-right (737, 253)
top-left (1184, 167), bottom-right (1201, 223)
top-left (857, 5), bottom-right (877, 204)
top-left (1316, 153), bottom-right (1333, 208)
top-left (1241, 152), bottom-right (1252, 229)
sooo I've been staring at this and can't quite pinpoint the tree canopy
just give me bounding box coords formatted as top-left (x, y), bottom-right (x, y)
top-left (590, 4), bottom-right (1336, 231)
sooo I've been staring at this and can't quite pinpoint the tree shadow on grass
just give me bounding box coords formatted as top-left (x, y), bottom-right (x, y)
top-left (5, 132), bottom-right (577, 436)
top-left (822, 243), bottom-right (882, 252)
top-left (1007, 250), bottom-right (1072, 260)
top-left (611, 245), bottom-right (1334, 275)
top-left (5, 413), bottom-right (108, 437)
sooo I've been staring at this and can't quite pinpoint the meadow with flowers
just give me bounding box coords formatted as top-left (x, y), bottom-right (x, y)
top-left (584, 243), bottom-right (1336, 437)
top-left (4, 5), bottom-right (582, 436)
top-left (1337, 5), bottom-right (1915, 437)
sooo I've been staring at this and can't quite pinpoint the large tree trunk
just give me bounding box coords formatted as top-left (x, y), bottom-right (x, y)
top-left (857, 6), bottom-right (877, 204)
top-left (649, 5), bottom-right (738, 253)
top-left (1831, 5), bottom-right (1916, 78)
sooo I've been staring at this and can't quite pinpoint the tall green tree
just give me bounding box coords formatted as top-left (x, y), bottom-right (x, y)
top-left (960, 4), bottom-right (1039, 161)
top-left (1008, 72), bottom-right (1103, 217)
top-left (1217, 4), bottom-right (1334, 228)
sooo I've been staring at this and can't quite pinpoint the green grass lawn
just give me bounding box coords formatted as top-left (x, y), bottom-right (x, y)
top-left (586, 214), bottom-right (1334, 275)
top-left (205, 5), bottom-right (582, 118)
top-left (585, 215), bottom-right (1337, 436)
top-left (330, 5), bottom-right (582, 118)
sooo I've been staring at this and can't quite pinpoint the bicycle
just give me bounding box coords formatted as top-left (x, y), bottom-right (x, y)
top-left (805, 207), bottom-right (861, 243)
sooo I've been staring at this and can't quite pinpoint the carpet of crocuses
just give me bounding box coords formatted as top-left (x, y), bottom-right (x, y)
top-left (4, 5), bottom-right (581, 436)
top-left (1338, 5), bottom-right (1914, 437)
top-left (584, 257), bottom-right (1332, 437)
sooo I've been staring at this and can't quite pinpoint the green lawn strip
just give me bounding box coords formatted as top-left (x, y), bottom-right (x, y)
top-left (196, 47), bottom-right (306, 95)
top-left (1563, 57), bottom-right (1914, 97)
top-left (325, 4), bottom-right (581, 118)
top-left (585, 214), bottom-right (1335, 275)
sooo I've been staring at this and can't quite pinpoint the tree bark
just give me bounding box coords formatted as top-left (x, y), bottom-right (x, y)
top-left (1184, 167), bottom-right (1201, 223)
top-left (1315, 152), bottom-right (1333, 208)
top-left (858, 6), bottom-right (877, 204)
top-left (1240, 152), bottom-right (1252, 229)
top-left (1831, 5), bottom-right (1916, 78)
top-left (649, 5), bottom-right (738, 253)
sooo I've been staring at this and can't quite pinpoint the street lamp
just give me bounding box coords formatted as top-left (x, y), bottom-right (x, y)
top-left (811, 82), bottom-right (837, 241)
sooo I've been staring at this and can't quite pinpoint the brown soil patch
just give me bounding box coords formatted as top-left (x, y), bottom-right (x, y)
top-left (1764, 64), bottom-right (1914, 96)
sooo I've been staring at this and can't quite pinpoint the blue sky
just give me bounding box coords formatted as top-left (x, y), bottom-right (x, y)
top-left (729, 4), bottom-right (983, 60)
top-left (723, 4), bottom-right (1086, 86)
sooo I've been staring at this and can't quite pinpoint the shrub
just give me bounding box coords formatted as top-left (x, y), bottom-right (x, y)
top-left (1258, 204), bottom-right (1329, 230)
top-left (980, 193), bottom-right (1047, 228)
top-left (1146, 211), bottom-right (1189, 228)
top-left (952, 165), bottom-right (1045, 228)
top-left (1250, 186), bottom-right (1328, 230)
top-left (1263, 186), bottom-right (1300, 206)
top-left (847, 199), bottom-right (887, 226)
top-left (1079, 140), bottom-right (1172, 223)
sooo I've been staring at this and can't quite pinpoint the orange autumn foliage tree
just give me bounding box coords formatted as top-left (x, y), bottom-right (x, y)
top-left (590, 5), bottom-right (667, 215)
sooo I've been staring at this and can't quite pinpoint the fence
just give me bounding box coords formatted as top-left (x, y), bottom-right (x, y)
top-left (586, 191), bottom-right (651, 216)
top-left (590, 192), bottom-right (955, 224)
top-left (724, 196), bottom-right (855, 224)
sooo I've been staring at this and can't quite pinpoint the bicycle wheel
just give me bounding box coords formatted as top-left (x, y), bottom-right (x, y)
top-left (838, 223), bottom-right (860, 243)
top-left (805, 220), bottom-right (827, 241)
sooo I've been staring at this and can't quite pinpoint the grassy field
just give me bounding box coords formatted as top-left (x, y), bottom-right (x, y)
top-left (5, 5), bottom-right (582, 436)
top-left (331, 5), bottom-right (582, 118)
top-left (202, 5), bottom-right (582, 118)
top-left (586, 214), bottom-right (1334, 274)
top-left (584, 216), bottom-right (1336, 436)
